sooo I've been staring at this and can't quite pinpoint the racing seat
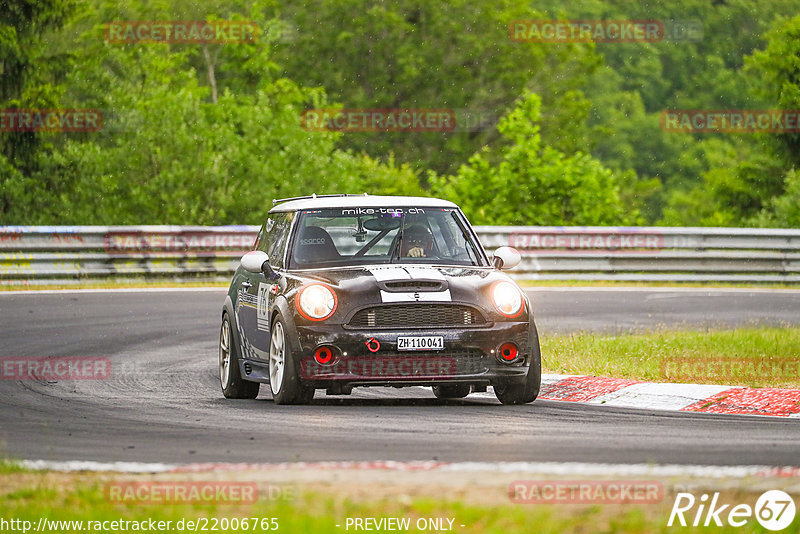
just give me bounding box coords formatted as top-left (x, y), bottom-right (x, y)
top-left (294, 225), bottom-right (341, 264)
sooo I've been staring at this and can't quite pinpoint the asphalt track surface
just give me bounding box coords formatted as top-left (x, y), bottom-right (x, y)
top-left (1, 287), bottom-right (799, 466)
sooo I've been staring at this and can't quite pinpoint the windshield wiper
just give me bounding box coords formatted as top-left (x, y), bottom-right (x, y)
top-left (390, 220), bottom-right (405, 263)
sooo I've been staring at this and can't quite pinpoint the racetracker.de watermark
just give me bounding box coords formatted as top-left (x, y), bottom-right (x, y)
top-left (300, 108), bottom-right (456, 132)
top-left (105, 481), bottom-right (261, 504)
top-left (1, 109), bottom-right (102, 132)
top-left (104, 20), bottom-right (259, 44)
top-left (103, 230), bottom-right (256, 255)
top-left (509, 20), bottom-right (664, 43)
top-left (300, 356), bottom-right (459, 380)
top-left (661, 109), bottom-right (800, 133)
top-left (509, 480), bottom-right (664, 504)
top-left (661, 357), bottom-right (799, 384)
top-left (1, 356), bottom-right (111, 380)
top-left (508, 230), bottom-right (664, 253)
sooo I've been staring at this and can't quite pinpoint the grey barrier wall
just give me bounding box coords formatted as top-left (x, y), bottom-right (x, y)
top-left (476, 226), bottom-right (800, 283)
top-left (1, 225), bottom-right (799, 285)
top-left (0, 226), bottom-right (258, 285)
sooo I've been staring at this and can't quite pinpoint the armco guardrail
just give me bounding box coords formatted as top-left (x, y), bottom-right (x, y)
top-left (477, 226), bottom-right (800, 282)
top-left (1, 225), bottom-right (799, 285)
top-left (0, 226), bottom-right (258, 285)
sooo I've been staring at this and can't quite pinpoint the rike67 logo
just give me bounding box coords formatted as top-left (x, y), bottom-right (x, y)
top-left (668, 490), bottom-right (796, 531)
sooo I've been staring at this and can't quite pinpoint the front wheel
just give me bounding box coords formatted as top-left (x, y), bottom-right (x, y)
top-left (269, 318), bottom-right (314, 405)
top-left (494, 351), bottom-right (541, 406)
top-left (219, 313), bottom-right (260, 399)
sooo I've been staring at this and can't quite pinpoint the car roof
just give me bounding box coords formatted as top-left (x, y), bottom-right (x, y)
top-left (269, 194), bottom-right (458, 212)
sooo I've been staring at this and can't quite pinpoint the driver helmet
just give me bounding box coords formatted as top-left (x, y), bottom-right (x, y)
top-left (403, 224), bottom-right (433, 255)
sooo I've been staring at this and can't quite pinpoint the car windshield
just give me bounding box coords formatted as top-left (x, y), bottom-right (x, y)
top-left (289, 207), bottom-right (487, 268)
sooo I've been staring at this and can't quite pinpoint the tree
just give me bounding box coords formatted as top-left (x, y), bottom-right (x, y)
top-left (0, 0), bottom-right (75, 219)
top-left (429, 92), bottom-right (633, 226)
top-left (661, 15), bottom-right (800, 228)
top-left (754, 169), bottom-right (800, 228)
top-left (273, 0), bottom-right (601, 175)
top-left (745, 15), bottom-right (800, 166)
top-left (6, 4), bottom-right (422, 224)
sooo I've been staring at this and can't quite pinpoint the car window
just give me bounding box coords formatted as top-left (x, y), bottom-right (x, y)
top-left (257, 212), bottom-right (295, 268)
top-left (252, 227), bottom-right (263, 251)
top-left (289, 207), bottom-right (487, 268)
top-left (427, 218), bottom-right (448, 252)
top-left (443, 210), bottom-right (482, 264)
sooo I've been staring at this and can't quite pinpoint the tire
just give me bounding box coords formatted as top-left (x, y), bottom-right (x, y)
top-left (432, 384), bottom-right (471, 399)
top-left (219, 313), bottom-right (260, 399)
top-left (269, 317), bottom-right (314, 405)
top-left (494, 342), bottom-right (541, 406)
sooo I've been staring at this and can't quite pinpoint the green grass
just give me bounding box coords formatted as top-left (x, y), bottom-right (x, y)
top-left (541, 327), bottom-right (800, 388)
top-left (0, 471), bottom-right (791, 534)
top-left (0, 459), bottom-right (27, 474)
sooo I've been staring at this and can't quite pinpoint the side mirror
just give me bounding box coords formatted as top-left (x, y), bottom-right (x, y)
top-left (241, 250), bottom-right (280, 279)
top-left (492, 246), bottom-right (521, 270)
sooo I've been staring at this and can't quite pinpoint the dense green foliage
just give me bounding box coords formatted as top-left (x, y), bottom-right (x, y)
top-left (0, 0), bottom-right (76, 214)
top-left (1, 0), bottom-right (799, 227)
top-left (274, 0), bottom-right (601, 175)
top-left (429, 92), bottom-right (632, 225)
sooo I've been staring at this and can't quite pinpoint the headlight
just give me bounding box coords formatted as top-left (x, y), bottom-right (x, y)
top-left (296, 284), bottom-right (337, 321)
top-left (492, 281), bottom-right (524, 318)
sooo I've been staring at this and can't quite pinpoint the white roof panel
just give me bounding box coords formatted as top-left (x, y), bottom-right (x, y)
top-left (269, 194), bottom-right (458, 212)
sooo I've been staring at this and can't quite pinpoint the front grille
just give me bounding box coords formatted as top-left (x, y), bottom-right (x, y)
top-left (347, 304), bottom-right (486, 329)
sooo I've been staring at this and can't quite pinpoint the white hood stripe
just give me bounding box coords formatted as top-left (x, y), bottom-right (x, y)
top-left (366, 266), bottom-right (452, 302)
top-left (367, 267), bottom-right (411, 281)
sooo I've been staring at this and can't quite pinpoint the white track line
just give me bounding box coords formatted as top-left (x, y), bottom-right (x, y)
top-left (21, 460), bottom-right (176, 472)
top-left (588, 383), bottom-right (733, 411)
top-left (18, 459), bottom-right (800, 477)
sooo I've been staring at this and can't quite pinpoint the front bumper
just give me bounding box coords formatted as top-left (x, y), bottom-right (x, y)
top-left (294, 321), bottom-right (531, 387)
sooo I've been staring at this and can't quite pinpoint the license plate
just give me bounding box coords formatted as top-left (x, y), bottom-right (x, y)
top-left (397, 336), bottom-right (444, 351)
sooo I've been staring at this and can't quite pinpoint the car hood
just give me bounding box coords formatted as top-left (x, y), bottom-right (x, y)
top-left (289, 264), bottom-right (526, 321)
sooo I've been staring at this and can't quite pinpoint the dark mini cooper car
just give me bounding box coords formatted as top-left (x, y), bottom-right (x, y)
top-left (219, 194), bottom-right (541, 405)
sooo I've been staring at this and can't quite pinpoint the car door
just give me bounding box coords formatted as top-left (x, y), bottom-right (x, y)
top-left (236, 212), bottom-right (294, 361)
